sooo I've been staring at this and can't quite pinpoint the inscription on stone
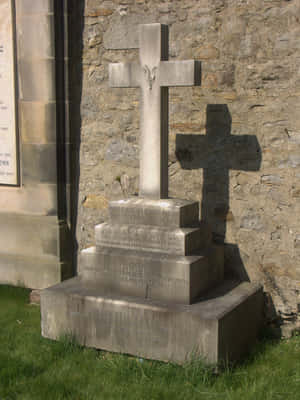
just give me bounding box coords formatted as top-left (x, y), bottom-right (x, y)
top-left (117, 263), bottom-right (188, 290)
top-left (0, 0), bottom-right (18, 185)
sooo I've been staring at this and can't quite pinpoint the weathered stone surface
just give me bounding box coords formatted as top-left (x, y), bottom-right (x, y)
top-left (22, 144), bottom-right (57, 184)
top-left (41, 277), bottom-right (263, 364)
top-left (19, 59), bottom-right (56, 102)
top-left (79, 197), bottom-right (221, 305)
top-left (17, 14), bottom-right (55, 59)
top-left (80, 244), bottom-right (223, 304)
top-left (95, 223), bottom-right (210, 255)
top-left (0, 252), bottom-right (72, 289)
top-left (77, 1), bottom-right (300, 332)
top-left (29, 289), bottom-right (41, 305)
top-left (82, 194), bottom-right (109, 210)
top-left (0, 214), bottom-right (60, 258)
top-left (108, 198), bottom-right (200, 228)
top-left (15, 0), bottom-right (53, 16)
top-left (109, 24), bottom-right (201, 199)
top-left (0, 184), bottom-right (58, 215)
top-left (20, 102), bottom-right (57, 144)
top-left (103, 14), bottom-right (157, 49)
top-left (0, 0), bottom-right (72, 291)
top-left (105, 139), bottom-right (138, 162)
top-left (86, 8), bottom-right (113, 17)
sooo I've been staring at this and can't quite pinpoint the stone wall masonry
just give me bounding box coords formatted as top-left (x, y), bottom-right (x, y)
top-left (0, 0), bottom-right (73, 290)
top-left (76, 0), bottom-right (300, 334)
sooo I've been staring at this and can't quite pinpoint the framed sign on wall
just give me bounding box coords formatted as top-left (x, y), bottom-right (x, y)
top-left (0, 0), bottom-right (19, 186)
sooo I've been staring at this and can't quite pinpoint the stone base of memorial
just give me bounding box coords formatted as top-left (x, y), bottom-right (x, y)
top-left (41, 198), bottom-right (263, 364)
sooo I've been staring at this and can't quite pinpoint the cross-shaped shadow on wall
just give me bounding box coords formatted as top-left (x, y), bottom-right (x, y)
top-left (176, 104), bottom-right (262, 281)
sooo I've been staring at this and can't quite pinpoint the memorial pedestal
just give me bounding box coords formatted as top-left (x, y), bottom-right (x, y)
top-left (41, 198), bottom-right (263, 364)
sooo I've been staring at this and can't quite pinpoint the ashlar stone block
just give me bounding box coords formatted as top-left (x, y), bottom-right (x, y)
top-left (109, 198), bottom-right (200, 228)
top-left (95, 223), bottom-right (211, 256)
top-left (16, 0), bottom-right (54, 16)
top-left (80, 245), bottom-right (224, 305)
top-left (41, 277), bottom-right (263, 364)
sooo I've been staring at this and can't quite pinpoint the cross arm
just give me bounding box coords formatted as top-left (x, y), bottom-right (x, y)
top-left (159, 60), bottom-right (201, 87)
top-left (109, 63), bottom-right (141, 88)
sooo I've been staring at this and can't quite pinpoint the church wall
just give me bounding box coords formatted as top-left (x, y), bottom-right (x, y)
top-left (0, 0), bottom-right (73, 289)
top-left (76, 0), bottom-right (300, 334)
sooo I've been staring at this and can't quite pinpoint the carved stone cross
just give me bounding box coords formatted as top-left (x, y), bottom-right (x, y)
top-left (109, 23), bottom-right (201, 199)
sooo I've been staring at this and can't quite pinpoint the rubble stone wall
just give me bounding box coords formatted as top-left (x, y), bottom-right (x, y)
top-left (73, 0), bottom-right (300, 334)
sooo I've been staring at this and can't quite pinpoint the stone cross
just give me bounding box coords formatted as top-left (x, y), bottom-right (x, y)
top-left (109, 23), bottom-right (201, 199)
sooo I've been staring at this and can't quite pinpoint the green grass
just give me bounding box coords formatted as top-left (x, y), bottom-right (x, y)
top-left (0, 285), bottom-right (300, 400)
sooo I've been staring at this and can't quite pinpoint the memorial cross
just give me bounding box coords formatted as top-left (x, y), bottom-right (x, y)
top-left (109, 23), bottom-right (201, 199)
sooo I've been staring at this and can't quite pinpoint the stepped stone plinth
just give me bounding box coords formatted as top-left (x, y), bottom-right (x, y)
top-left (79, 198), bottom-right (224, 305)
top-left (41, 198), bottom-right (263, 364)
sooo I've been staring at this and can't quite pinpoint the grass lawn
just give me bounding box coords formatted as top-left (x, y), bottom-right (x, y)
top-left (0, 285), bottom-right (299, 400)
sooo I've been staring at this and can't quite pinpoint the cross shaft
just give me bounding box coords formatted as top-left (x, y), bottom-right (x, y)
top-left (109, 23), bottom-right (201, 199)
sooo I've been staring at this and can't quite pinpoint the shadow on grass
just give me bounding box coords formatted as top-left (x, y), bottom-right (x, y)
top-left (218, 326), bottom-right (282, 373)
